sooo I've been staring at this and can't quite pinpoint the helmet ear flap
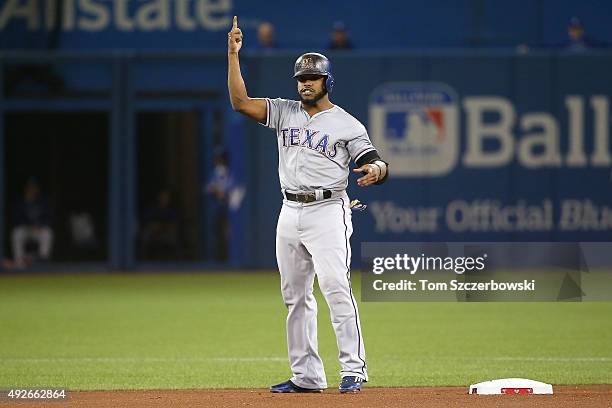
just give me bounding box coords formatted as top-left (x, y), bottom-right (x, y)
top-left (325, 73), bottom-right (334, 94)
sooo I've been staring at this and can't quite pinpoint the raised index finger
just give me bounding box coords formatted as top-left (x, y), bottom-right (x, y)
top-left (233, 16), bottom-right (238, 29)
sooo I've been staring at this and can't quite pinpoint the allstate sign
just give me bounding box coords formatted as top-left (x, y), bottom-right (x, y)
top-left (0, 0), bottom-right (231, 32)
top-left (368, 82), bottom-right (459, 177)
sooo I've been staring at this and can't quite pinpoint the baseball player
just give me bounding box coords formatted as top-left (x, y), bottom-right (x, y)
top-left (227, 16), bottom-right (388, 393)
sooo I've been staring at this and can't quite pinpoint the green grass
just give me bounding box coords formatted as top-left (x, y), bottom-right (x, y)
top-left (0, 272), bottom-right (611, 390)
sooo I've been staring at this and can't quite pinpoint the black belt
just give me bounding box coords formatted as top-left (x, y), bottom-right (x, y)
top-left (285, 190), bottom-right (332, 203)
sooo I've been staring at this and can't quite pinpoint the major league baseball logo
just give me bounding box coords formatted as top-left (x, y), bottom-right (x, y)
top-left (368, 82), bottom-right (459, 177)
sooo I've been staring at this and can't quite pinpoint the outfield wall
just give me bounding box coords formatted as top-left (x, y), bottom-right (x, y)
top-left (1, 51), bottom-right (611, 269)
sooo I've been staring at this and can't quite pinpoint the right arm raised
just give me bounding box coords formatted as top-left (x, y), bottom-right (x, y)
top-left (227, 16), bottom-right (267, 124)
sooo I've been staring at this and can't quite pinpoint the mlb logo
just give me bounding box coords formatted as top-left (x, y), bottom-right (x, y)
top-left (384, 108), bottom-right (445, 152)
top-left (369, 83), bottom-right (459, 176)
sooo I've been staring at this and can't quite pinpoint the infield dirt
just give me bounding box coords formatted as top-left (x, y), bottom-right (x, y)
top-left (11, 385), bottom-right (612, 408)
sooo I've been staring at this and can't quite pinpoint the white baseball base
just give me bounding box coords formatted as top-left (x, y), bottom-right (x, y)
top-left (469, 378), bottom-right (553, 395)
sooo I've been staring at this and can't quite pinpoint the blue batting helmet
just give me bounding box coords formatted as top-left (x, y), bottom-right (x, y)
top-left (293, 52), bottom-right (335, 93)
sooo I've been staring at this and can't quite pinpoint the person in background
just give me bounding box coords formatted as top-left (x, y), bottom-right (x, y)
top-left (517, 17), bottom-right (608, 54)
top-left (206, 147), bottom-right (234, 261)
top-left (255, 22), bottom-right (277, 51)
top-left (11, 178), bottom-right (54, 268)
top-left (140, 189), bottom-right (180, 260)
top-left (562, 17), bottom-right (608, 51)
top-left (329, 21), bottom-right (354, 50)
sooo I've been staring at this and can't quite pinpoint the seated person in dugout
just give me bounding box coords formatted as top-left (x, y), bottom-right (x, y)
top-left (11, 178), bottom-right (54, 268)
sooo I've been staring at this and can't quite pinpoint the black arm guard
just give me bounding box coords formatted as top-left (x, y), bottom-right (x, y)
top-left (355, 150), bottom-right (389, 185)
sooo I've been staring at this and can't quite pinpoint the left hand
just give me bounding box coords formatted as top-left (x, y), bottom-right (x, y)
top-left (227, 16), bottom-right (243, 53)
top-left (353, 164), bottom-right (380, 187)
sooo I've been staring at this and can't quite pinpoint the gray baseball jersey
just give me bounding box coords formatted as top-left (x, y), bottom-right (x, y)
top-left (263, 98), bottom-right (376, 192)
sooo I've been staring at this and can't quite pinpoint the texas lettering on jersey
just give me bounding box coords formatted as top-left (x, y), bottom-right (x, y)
top-left (280, 127), bottom-right (341, 158)
top-left (263, 98), bottom-right (376, 192)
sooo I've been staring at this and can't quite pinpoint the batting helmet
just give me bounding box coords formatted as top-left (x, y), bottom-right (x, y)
top-left (293, 52), bottom-right (335, 93)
